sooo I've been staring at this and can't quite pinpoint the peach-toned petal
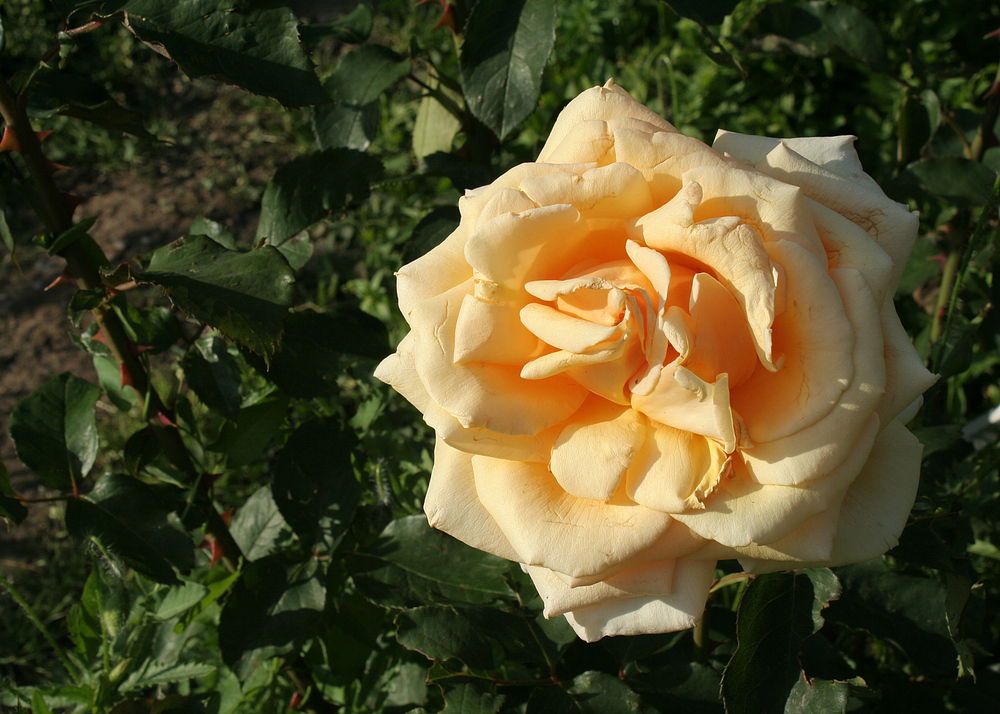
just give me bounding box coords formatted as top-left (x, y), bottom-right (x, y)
top-left (631, 366), bottom-right (737, 452)
top-left (876, 299), bottom-right (938, 426)
top-left (472, 455), bottom-right (673, 578)
top-left (410, 281), bottom-right (588, 435)
top-left (630, 181), bottom-right (779, 370)
top-left (465, 204), bottom-right (591, 289)
top-left (375, 333), bottom-right (559, 462)
top-left (809, 198), bottom-right (893, 307)
top-left (519, 162), bottom-right (653, 219)
top-left (741, 268), bottom-right (885, 485)
top-left (685, 272), bottom-right (758, 387)
top-left (560, 559), bottom-right (717, 641)
top-left (540, 119), bottom-right (616, 164)
top-left (424, 439), bottom-right (521, 562)
top-left (612, 129), bottom-right (731, 206)
top-left (453, 293), bottom-right (544, 365)
top-left (713, 133), bottom-right (918, 290)
top-left (732, 242), bottom-right (855, 444)
top-left (671, 418), bottom-right (877, 548)
top-left (738, 419), bottom-right (922, 573)
top-left (525, 559), bottom-right (676, 617)
top-left (538, 80), bottom-right (675, 163)
top-left (520, 302), bottom-right (621, 353)
top-left (626, 423), bottom-right (729, 512)
top-left (397, 222), bottom-right (473, 318)
top-left (551, 398), bottom-right (647, 503)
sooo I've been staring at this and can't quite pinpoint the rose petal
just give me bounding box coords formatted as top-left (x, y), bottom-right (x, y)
top-left (472, 455), bottom-right (673, 578)
top-left (631, 366), bottom-right (737, 451)
top-left (454, 293), bottom-right (544, 365)
top-left (626, 422), bottom-right (729, 512)
top-left (560, 559), bottom-right (718, 641)
top-left (525, 558), bottom-right (676, 617)
top-left (685, 272), bottom-right (758, 387)
top-left (732, 241), bottom-right (856, 443)
top-left (519, 162), bottom-right (653, 219)
top-left (538, 80), bottom-right (675, 163)
top-left (410, 281), bottom-right (588, 436)
top-left (551, 397), bottom-right (647, 502)
top-left (877, 299), bottom-right (938, 426)
top-left (671, 417), bottom-right (878, 548)
top-left (737, 419), bottom-right (922, 572)
top-left (740, 268), bottom-right (886, 484)
top-left (424, 438), bottom-right (521, 562)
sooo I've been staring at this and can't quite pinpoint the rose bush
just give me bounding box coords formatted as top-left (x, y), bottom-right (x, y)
top-left (376, 80), bottom-right (936, 641)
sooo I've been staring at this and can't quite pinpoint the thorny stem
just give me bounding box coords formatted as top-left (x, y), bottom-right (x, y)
top-left (0, 72), bottom-right (243, 569)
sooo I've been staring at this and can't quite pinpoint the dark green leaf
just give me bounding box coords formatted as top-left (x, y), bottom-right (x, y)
top-left (35, 216), bottom-right (98, 255)
top-left (313, 44), bottom-right (411, 151)
top-left (0, 461), bottom-right (27, 525)
top-left (272, 418), bottom-right (360, 552)
top-left (218, 556), bottom-right (325, 679)
top-left (659, 0), bottom-right (739, 26)
top-left (827, 559), bottom-right (954, 674)
top-left (111, 300), bottom-right (184, 354)
top-left (528, 671), bottom-right (657, 714)
top-left (749, 1), bottom-right (889, 72)
top-left (461, 0), bottom-right (556, 140)
top-left (419, 151), bottom-right (493, 192)
top-left (722, 570), bottom-right (840, 714)
top-left (188, 216), bottom-right (236, 249)
top-left (897, 92), bottom-right (933, 167)
top-left (140, 235), bottom-right (294, 359)
top-left (348, 515), bottom-right (515, 608)
top-left (248, 307), bottom-right (390, 398)
top-left (984, 147), bottom-right (1000, 174)
top-left (93, 352), bottom-right (138, 411)
top-left (396, 606), bottom-right (498, 670)
top-left (65, 474), bottom-right (193, 583)
top-left (123, 428), bottom-right (161, 477)
top-left (783, 677), bottom-right (849, 714)
top-left (103, 0), bottom-right (328, 107)
top-left (299, 4), bottom-right (373, 45)
top-left (895, 157), bottom-right (996, 207)
top-left (229, 486), bottom-right (288, 562)
top-left (183, 335), bottom-right (242, 421)
top-left (211, 391), bottom-right (288, 467)
top-left (154, 581), bottom-right (210, 620)
top-left (9, 373), bottom-right (101, 491)
top-left (440, 684), bottom-right (505, 714)
top-left (256, 148), bottom-right (383, 243)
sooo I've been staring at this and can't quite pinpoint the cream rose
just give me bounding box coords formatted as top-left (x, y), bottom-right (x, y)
top-left (375, 80), bottom-right (936, 641)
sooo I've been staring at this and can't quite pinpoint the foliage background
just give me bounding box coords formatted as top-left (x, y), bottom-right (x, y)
top-left (1, 0), bottom-right (999, 712)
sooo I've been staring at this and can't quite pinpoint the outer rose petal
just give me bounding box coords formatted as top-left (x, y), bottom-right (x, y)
top-left (559, 559), bottom-right (717, 641)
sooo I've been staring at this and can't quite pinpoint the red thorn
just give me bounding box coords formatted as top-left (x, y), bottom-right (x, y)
top-left (209, 539), bottom-right (225, 566)
top-left (120, 362), bottom-right (135, 389)
top-left (41, 158), bottom-right (70, 175)
top-left (155, 412), bottom-right (176, 428)
top-left (220, 508), bottom-right (234, 525)
top-left (985, 27), bottom-right (1000, 40)
top-left (931, 252), bottom-right (948, 270)
top-left (288, 692), bottom-right (304, 711)
top-left (44, 269), bottom-right (77, 290)
top-left (0, 126), bottom-right (20, 153)
top-left (417, 0), bottom-right (456, 33)
top-left (63, 193), bottom-right (89, 213)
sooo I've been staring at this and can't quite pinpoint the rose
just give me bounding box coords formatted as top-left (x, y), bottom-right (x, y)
top-left (375, 80), bottom-right (936, 641)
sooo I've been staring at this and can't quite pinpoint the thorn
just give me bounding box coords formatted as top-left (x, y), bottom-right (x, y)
top-left (985, 27), bottom-right (1000, 40)
top-left (220, 508), bottom-right (234, 525)
top-left (0, 126), bottom-right (20, 153)
top-left (44, 269), bottom-right (77, 290)
top-left (63, 193), bottom-right (89, 213)
top-left (155, 412), bottom-right (176, 428)
top-left (41, 157), bottom-right (71, 175)
top-left (209, 539), bottom-right (225, 567)
top-left (288, 692), bottom-right (304, 711)
top-left (416, 0), bottom-right (456, 33)
top-left (120, 362), bottom-right (135, 389)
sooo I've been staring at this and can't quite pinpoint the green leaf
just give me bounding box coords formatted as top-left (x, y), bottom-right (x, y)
top-left (26, 70), bottom-right (156, 140)
top-left (35, 216), bottom-right (98, 255)
top-left (460, 0), bottom-right (556, 140)
top-left (218, 556), bottom-right (325, 680)
top-left (895, 157), bottom-right (997, 207)
top-left (188, 216), bottom-right (237, 249)
top-left (140, 235), bottom-right (294, 359)
top-left (440, 684), bottom-right (505, 714)
top-left (211, 391), bottom-right (288, 467)
top-left (0, 461), bottom-right (27, 526)
top-left (229, 486), bottom-right (288, 561)
top-left (413, 76), bottom-right (462, 160)
top-left (299, 4), bottom-right (373, 45)
top-left (111, 300), bottom-right (184, 354)
top-left (101, 0), bottom-right (327, 107)
top-left (126, 662), bottom-right (217, 689)
top-left (348, 515), bottom-right (516, 608)
top-left (527, 671), bottom-right (657, 714)
top-left (32, 691), bottom-right (53, 714)
top-left (9, 373), bottom-right (101, 491)
top-left (256, 148), bottom-right (383, 243)
top-left (827, 559), bottom-right (954, 675)
top-left (123, 428), bottom-right (161, 477)
top-left (154, 581), bottom-right (210, 620)
top-left (659, 0), bottom-right (740, 26)
top-left (93, 352), bottom-right (138, 411)
top-left (749, 1), bottom-right (889, 72)
top-left (248, 307), bottom-right (390, 398)
top-left (65, 474), bottom-right (193, 584)
top-left (419, 151), bottom-right (494, 192)
top-left (722, 569), bottom-right (841, 714)
top-left (313, 44), bottom-right (411, 151)
top-left (183, 335), bottom-right (242, 421)
top-left (783, 677), bottom-right (849, 714)
top-left (272, 418), bottom-right (360, 553)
